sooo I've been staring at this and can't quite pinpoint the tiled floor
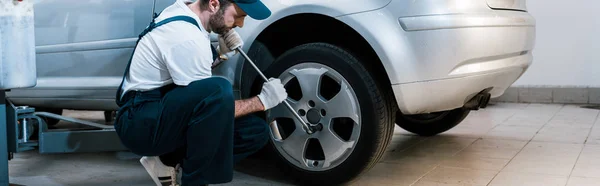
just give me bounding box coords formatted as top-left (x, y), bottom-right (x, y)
top-left (8, 102), bottom-right (600, 186)
top-left (354, 103), bottom-right (600, 186)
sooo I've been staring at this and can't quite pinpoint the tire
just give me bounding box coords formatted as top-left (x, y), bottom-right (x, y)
top-left (260, 43), bottom-right (395, 186)
top-left (35, 107), bottom-right (63, 127)
top-left (395, 107), bottom-right (470, 136)
top-left (241, 41), bottom-right (276, 100)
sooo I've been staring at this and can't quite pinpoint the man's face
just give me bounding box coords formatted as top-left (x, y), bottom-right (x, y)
top-left (210, 3), bottom-right (247, 35)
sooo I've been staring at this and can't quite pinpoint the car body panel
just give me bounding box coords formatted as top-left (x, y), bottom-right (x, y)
top-left (486, 0), bottom-right (528, 11)
top-left (339, 0), bottom-right (535, 114)
top-left (8, 0), bottom-right (392, 110)
top-left (8, 0), bottom-right (536, 116)
top-left (190, 0), bottom-right (394, 92)
top-left (7, 0), bottom-right (154, 110)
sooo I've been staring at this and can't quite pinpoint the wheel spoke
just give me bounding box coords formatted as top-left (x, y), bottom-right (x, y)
top-left (275, 130), bottom-right (310, 166)
top-left (268, 99), bottom-right (308, 130)
top-left (290, 68), bottom-right (328, 101)
top-left (268, 99), bottom-right (297, 119)
top-left (318, 127), bottom-right (355, 168)
top-left (325, 81), bottom-right (359, 123)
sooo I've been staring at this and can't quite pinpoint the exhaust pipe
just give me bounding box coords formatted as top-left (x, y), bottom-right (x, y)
top-left (464, 92), bottom-right (491, 110)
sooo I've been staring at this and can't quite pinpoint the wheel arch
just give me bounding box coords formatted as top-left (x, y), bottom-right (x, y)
top-left (238, 13), bottom-right (394, 101)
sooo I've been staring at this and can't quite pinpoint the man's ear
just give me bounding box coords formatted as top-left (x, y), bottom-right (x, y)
top-left (209, 0), bottom-right (220, 13)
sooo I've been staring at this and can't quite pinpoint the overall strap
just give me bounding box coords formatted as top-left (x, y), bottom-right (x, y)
top-left (115, 13), bottom-right (203, 107)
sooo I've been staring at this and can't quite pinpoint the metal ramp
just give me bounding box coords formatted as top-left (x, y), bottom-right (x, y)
top-left (5, 98), bottom-right (126, 154)
top-left (0, 91), bottom-right (128, 186)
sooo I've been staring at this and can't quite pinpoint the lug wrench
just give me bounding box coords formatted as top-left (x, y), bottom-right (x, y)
top-left (235, 47), bottom-right (318, 134)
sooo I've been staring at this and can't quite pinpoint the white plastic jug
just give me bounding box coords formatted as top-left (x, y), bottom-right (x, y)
top-left (0, 0), bottom-right (37, 90)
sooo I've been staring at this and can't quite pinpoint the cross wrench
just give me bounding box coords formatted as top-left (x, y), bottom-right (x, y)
top-left (235, 47), bottom-right (318, 134)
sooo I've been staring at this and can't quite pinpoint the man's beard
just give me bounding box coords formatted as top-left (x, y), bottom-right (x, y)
top-left (209, 8), bottom-right (228, 35)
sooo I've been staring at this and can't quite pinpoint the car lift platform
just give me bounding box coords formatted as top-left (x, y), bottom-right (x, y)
top-left (2, 1), bottom-right (129, 185)
top-left (0, 91), bottom-right (127, 186)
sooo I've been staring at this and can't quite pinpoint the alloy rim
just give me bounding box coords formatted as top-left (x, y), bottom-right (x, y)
top-left (267, 62), bottom-right (361, 171)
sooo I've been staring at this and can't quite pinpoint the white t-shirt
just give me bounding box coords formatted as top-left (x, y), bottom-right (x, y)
top-left (120, 0), bottom-right (214, 97)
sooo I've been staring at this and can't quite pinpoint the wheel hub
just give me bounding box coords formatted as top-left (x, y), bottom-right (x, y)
top-left (306, 108), bottom-right (321, 124)
top-left (267, 62), bottom-right (361, 172)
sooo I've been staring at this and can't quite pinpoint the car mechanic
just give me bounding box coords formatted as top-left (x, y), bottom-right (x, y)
top-left (112, 0), bottom-right (286, 185)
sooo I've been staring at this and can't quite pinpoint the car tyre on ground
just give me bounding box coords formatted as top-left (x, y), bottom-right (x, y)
top-left (247, 42), bottom-right (396, 185)
top-left (395, 107), bottom-right (470, 136)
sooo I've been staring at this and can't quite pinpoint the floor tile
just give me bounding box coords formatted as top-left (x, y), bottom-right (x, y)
top-left (532, 126), bottom-right (591, 144)
top-left (502, 142), bottom-right (583, 176)
top-left (499, 119), bottom-right (546, 129)
top-left (393, 136), bottom-right (477, 158)
top-left (517, 142), bottom-right (584, 157)
top-left (440, 155), bottom-right (510, 171)
top-left (504, 113), bottom-right (553, 126)
top-left (484, 125), bottom-right (540, 141)
top-left (486, 102), bottom-right (529, 110)
top-left (357, 157), bottom-right (442, 186)
top-left (412, 167), bottom-right (497, 186)
top-left (549, 112), bottom-right (598, 126)
top-left (525, 103), bottom-right (564, 111)
top-left (441, 125), bottom-right (494, 138)
top-left (571, 145), bottom-right (600, 178)
top-left (558, 105), bottom-right (600, 115)
top-left (454, 139), bottom-right (528, 159)
top-left (464, 110), bottom-right (514, 124)
top-left (545, 119), bottom-right (594, 129)
top-left (10, 176), bottom-right (66, 186)
top-left (382, 153), bottom-right (445, 167)
top-left (384, 134), bottom-right (425, 152)
top-left (566, 177), bottom-right (600, 186)
top-left (586, 126), bottom-right (600, 144)
top-left (488, 172), bottom-right (569, 186)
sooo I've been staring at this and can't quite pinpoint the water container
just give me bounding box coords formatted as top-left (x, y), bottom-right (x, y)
top-left (0, 0), bottom-right (36, 90)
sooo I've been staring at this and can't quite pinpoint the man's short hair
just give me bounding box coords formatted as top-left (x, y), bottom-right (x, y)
top-left (200, 0), bottom-right (233, 11)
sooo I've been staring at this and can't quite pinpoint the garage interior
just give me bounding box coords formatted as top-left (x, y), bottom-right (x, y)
top-left (4, 0), bottom-right (600, 186)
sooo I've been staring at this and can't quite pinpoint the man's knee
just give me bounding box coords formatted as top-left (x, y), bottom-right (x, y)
top-left (189, 77), bottom-right (232, 94)
top-left (186, 77), bottom-right (234, 105)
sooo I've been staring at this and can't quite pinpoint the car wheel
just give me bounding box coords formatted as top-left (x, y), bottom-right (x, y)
top-left (261, 43), bottom-right (395, 185)
top-left (395, 107), bottom-right (470, 136)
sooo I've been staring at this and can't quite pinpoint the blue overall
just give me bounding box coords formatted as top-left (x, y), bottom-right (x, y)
top-left (113, 13), bottom-right (270, 186)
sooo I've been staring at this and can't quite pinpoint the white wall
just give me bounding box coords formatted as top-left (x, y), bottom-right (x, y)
top-left (512, 0), bottom-right (600, 87)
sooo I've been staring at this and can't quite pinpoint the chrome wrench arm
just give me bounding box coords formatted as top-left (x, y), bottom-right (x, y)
top-left (235, 47), bottom-right (316, 134)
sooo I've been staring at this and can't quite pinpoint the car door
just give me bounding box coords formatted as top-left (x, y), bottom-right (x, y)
top-left (8, 0), bottom-right (156, 110)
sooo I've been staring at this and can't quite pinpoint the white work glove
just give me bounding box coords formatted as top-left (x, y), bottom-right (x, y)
top-left (217, 29), bottom-right (243, 60)
top-left (257, 78), bottom-right (288, 111)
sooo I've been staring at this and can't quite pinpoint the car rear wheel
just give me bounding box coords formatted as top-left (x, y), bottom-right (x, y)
top-left (395, 108), bottom-right (470, 136)
top-left (259, 43), bottom-right (395, 185)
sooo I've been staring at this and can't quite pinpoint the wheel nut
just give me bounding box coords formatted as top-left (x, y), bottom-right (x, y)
top-left (321, 109), bottom-right (326, 116)
top-left (308, 100), bottom-right (315, 107)
top-left (299, 109), bottom-right (306, 116)
top-left (312, 123), bottom-right (324, 131)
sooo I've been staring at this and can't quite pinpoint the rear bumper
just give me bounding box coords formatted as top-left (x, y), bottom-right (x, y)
top-left (393, 52), bottom-right (530, 114)
top-left (390, 11), bottom-right (535, 114)
top-left (336, 6), bottom-right (536, 114)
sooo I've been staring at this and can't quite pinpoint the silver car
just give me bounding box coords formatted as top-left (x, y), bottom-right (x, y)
top-left (8, 0), bottom-right (535, 185)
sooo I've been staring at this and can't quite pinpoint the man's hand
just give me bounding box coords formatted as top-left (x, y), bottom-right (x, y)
top-left (257, 78), bottom-right (288, 110)
top-left (218, 29), bottom-right (243, 60)
top-left (233, 78), bottom-right (287, 118)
